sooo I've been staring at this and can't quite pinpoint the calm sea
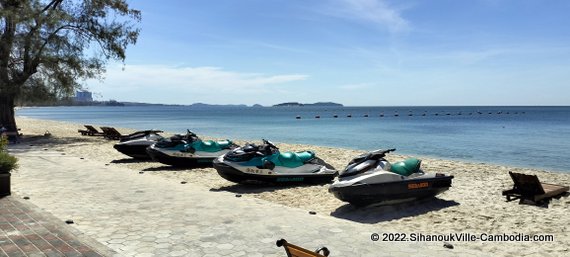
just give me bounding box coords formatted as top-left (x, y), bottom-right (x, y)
top-left (16, 106), bottom-right (570, 172)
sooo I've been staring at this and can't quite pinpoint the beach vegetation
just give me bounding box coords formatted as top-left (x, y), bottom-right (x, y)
top-left (0, 0), bottom-right (141, 132)
top-left (0, 137), bottom-right (17, 173)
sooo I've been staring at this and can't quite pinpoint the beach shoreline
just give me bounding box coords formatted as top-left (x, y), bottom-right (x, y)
top-left (9, 116), bottom-right (570, 256)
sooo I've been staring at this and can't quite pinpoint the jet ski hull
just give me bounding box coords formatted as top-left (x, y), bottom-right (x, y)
top-left (146, 147), bottom-right (215, 167)
top-left (113, 144), bottom-right (154, 160)
top-left (214, 162), bottom-right (337, 184)
top-left (330, 176), bottom-right (454, 206)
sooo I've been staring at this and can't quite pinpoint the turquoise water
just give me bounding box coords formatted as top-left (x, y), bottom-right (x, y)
top-left (16, 106), bottom-right (570, 172)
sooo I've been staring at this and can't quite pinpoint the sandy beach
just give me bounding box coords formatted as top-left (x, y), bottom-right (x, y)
top-left (10, 116), bottom-right (570, 256)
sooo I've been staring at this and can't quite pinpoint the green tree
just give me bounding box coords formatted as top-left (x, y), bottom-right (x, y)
top-left (0, 0), bottom-right (141, 132)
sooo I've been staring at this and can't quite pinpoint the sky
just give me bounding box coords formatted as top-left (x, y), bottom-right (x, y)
top-left (85, 0), bottom-right (570, 106)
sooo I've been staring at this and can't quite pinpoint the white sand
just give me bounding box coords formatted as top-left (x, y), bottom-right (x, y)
top-left (11, 117), bottom-right (570, 256)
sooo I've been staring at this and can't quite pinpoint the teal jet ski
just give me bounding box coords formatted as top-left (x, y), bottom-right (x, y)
top-left (213, 139), bottom-right (337, 184)
top-left (146, 130), bottom-right (238, 167)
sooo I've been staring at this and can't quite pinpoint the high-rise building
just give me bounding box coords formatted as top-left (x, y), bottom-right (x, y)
top-left (75, 90), bottom-right (93, 102)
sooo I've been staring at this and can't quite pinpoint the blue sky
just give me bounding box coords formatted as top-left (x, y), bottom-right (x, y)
top-left (86, 0), bottom-right (570, 106)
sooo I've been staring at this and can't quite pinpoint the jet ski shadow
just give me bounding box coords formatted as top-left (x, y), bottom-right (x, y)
top-left (331, 198), bottom-right (459, 224)
top-left (210, 183), bottom-right (316, 194)
top-left (111, 158), bottom-right (154, 164)
top-left (142, 164), bottom-right (211, 171)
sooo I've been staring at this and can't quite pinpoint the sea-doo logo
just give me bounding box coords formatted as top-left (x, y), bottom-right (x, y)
top-left (245, 168), bottom-right (264, 174)
top-left (408, 182), bottom-right (429, 189)
top-left (170, 152), bottom-right (194, 157)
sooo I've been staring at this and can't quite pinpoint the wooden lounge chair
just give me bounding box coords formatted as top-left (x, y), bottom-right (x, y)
top-left (100, 127), bottom-right (163, 141)
top-left (276, 239), bottom-right (330, 257)
top-left (502, 172), bottom-right (569, 205)
top-left (78, 125), bottom-right (104, 136)
top-left (100, 127), bottom-right (123, 140)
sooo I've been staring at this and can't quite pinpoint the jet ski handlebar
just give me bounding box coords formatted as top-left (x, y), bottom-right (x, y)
top-left (349, 148), bottom-right (396, 165)
top-left (262, 139), bottom-right (279, 150)
top-left (366, 148), bottom-right (396, 160)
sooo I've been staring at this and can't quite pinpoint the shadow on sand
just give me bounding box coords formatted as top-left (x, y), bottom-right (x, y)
top-left (210, 183), bottom-right (317, 194)
top-left (331, 198), bottom-right (459, 224)
top-left (516, 192), bottom-right (570, 209)
top-left (111, 158), bottom-right (153, 164)
top-left (7, 135), bottom-right (104, 153)
top-left (142, 164), bottom-right (211, 172)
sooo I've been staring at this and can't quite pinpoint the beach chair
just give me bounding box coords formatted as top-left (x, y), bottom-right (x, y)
top-left (276, 239), bottom-right (330, 257)
top-left (78, 125), bottom-right (104, 136)
top-left (100, 127), bottom-right (123, 140)
top-left (502, 172), bottom-right (569, 205)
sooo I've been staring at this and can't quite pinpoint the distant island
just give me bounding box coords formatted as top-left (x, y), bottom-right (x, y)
top-left (273, 102), bottom-right (343, 107)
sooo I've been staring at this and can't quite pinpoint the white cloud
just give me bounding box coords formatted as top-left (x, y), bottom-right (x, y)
top-left (323, 0), bottom-right (410, 32)
top-left (85, 64), bottom-right (308, 104)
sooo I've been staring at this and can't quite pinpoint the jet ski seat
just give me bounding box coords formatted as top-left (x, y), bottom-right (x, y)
top-left (273, 151), bottom-right (315, 168)
top-left (192, 140), bottom-right (233, 152)
top-left (390, 158), bottom-right (422, 176)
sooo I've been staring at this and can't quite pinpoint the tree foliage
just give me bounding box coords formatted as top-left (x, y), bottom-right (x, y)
top-left (0, 136), bottom-right (17, 173)
top-left (0, 0), bottom-right (141, 131)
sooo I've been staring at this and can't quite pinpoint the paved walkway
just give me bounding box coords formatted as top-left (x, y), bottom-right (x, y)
top-left (0, 196), bottom-right (115, 257)
top-left (7, 147), bottom-right (487, 256)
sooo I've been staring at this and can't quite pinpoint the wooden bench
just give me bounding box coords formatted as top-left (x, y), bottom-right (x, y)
top-left (276, 239), bottom-right (330, 257)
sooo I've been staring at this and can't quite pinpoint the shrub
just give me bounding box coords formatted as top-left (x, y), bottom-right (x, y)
top-left (0, 137), bottom-right (18, 173)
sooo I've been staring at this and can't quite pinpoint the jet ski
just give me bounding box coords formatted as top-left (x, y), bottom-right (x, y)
top-left (213, 139), bottom-right (337, 184)
top-left (146, 130), bottom-right (238, 167)
top-left (113, 130), bottom-right (164, 159)
top-left (329, 149), bottom-right (453, 206)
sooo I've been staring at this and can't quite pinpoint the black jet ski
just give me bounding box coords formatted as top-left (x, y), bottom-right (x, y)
top-left (146, 130), bottom-right (238, 167)
top-left (113, 130), bottom-right (164, 159)
top-left (329, 149), bottom-right (453, 206)
top-left (213, 139), bottom-right (337, 184)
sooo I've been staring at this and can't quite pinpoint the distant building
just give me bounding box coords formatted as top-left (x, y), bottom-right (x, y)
top-left (75, 90), bottom-right (93, 102)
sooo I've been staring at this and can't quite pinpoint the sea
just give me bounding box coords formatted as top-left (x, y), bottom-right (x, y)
top-left (16, 106), bottom-right (570, 172)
